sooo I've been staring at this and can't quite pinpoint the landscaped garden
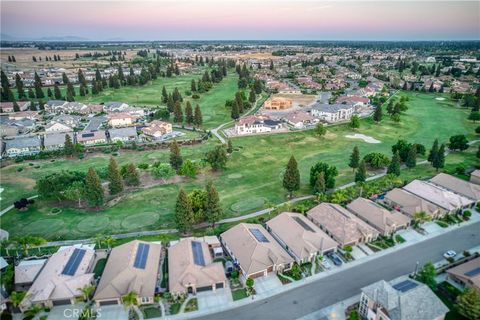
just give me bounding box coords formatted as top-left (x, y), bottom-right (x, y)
top-left (0, 92), bottom-right (478, 240)
top-left (231, 288), bottom-right (248, 301)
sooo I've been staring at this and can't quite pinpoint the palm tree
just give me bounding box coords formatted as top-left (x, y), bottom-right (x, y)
top-left (24, 304), bottom-right (43, 318)
top-left (14, 236), bottom-right (46, 255)
top-left (413, 211), bottom-right (431, 224)
top-left (10, 291), bottom-right (26, 308)
top-left (95, 234), bottom-right (105, 249)
top-left (101, 236), bottom-right (115, 251)
top-left (122, 291), bottom-right (138, 314)
top-left (0, 239), bottom-right (12, 256)
top-left (78, 284), bottom-right (96, 302)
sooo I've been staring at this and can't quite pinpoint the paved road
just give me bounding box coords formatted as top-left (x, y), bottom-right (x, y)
top-left (194, 221), bottom-right (480, 320)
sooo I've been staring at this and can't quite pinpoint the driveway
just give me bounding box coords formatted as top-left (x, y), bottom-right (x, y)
top-left (197, 288), bottom-right (233, 312)
top-left (422, 221), bottom-right (445, 234)
top-left (96, 305), bottom-right (128, 320)
top-left (47, 304), bottom-right (85, 320)
top-left (397, 229), bottom-right (424, 243)
top-left (350, 246), bottom-right (368, 260)
top-left (254, 274), bottom-right (283, 295)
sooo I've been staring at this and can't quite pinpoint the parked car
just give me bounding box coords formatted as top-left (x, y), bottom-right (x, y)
top-left (327, 252), bottom-right (343, 266)
top-left (443, 250), bottom-right (457, 259)
top-left (321, 259), bottom-right (332, 270)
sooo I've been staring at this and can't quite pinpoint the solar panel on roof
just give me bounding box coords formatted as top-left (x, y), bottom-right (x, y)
top-left (82, 133), bottom-right (94, 138)
top-left (191, 241), bottom-right (206, 266)
top-left (392, 280), bottom-right (418, 292)
top-left (61, 248), bottom-right (86, 276)
top-left (133, 243), bottom-right (150, 269)
top-left (293, 216), bottom-right (315, 232)
top-left (249, 228), bottom-right (269, 243)
top-left (464, 267), bottom-right (480, 277)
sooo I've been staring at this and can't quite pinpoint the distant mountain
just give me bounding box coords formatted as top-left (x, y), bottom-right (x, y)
top-left (38, 35), bottom-right (89, 41)
top-left (0, 33), bottom-right (17, 41)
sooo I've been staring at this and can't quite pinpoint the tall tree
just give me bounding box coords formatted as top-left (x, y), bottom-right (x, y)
top-left (415, 261), bottom-right (437, 290)
top-left (54, 84), bottom-right (62, 100)
top-left (175, 188), bottom-right (194, 233)
top-left (15, 74), bottom-right (25, 99)
top-left (1, 70), bottom-right (13, 101)
top-left (349, 115), bottom-right (360, 129)
top-left (283, 156), bottom-right (300, 198)
top-left (405, 144), bottom-right (417, 168)
top-left (355, 160), bottom-right (367, 183)
top-left (231, 100), bottom-right (240, 120)
top-left (457, 288), bottom-right (480, 320)
top-left (314, 123), bottom-right (326, 138)
top-left (169, 140), bottom-right (183, 172)
top-left (373, 105), bottom-right (383, 123)
top-left (108, 157), bottom-right (123, 195)
top-left (193, 104), bottom-right (203, 127)
top-left (205, 181), bottom-right (222, 227)
top-left (185, 101), bottom-right (193, 125)
top-left (123, 163), bottom-right (140, 186)
top-left (313, 171), bottom-right (326, 194)
top-left (173, 101), bottom-right (183, 123)
top-left (34, 72), bottom-right (44, 98)
top-left (427, 139), bottom-right (439, 163)
top-left (161, 85), bottom-right (168, 103)
top-left (387, 151), bottom-right (401, 176)
top-left (64, 134), bottom-right (75, 156)
top-left (204, 145), bottom-right (228, 171)
top-left (349, 146), bottom-right (360, 171)
top-left (85, 167), bottom-right (104, 206)
top-left (66, 82), bottom-right (75, 102)
top-left (433, 144), bottom-right (445, 172)
top-left (226, 139), bottom-right (233, 153)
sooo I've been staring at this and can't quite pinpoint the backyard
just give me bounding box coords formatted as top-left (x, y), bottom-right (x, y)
top-left (0, 92), bottom-right (477, 240)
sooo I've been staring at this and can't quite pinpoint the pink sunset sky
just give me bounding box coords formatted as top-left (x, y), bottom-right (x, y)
top-left (1, 1), bottom-right (479, 40)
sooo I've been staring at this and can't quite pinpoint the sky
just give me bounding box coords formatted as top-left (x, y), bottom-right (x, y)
top-left (1, 0), bottom-right (479, 41)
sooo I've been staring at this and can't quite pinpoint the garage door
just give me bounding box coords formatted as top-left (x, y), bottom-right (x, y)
top-left (52, 299), bottom-right (71, 306)
top-left (215, 282), bottom-right (224, 289)
top-left (249, 271), bottom-right (265, 279)
top-left (197, 285), bottom-right (213, 292)
top-left (99, 300), bottom-right (119, 306)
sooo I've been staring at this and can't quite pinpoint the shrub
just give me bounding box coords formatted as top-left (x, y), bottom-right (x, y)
top-left (463, 210), bottom-right (472, 218)
top-left (455, 165), bottom-right (466, 175)
top-left (17, 167), bottom-right (23, 172)
top-left (137, 163), bottom-right (149, 170)
top-left (463, 250), bottom-right (471, 257)
top-left (192, 94), bottom-right (200, 99)
top-left (363, 152), bottom-right (390, 169)
top-left (151, 163), bottom-right (175, 179)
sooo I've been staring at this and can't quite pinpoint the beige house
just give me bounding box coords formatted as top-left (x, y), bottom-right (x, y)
top-left (384, 188), bottom-right (446, 219)
top-left (446, 257), bottom-right (480, 291)
top-left (93, 240), bottom-right (161, 306)
top-left (347, 198), bottom-right (411, 236)
top-left (430, 173), bottom-right (480, 205)
top-left (107, 112), bottom-right (135, 128)
top-left (471, 170), bottom-right (480, 185)
top-left (141, 120), bottom-right (173, 139)
top-left (307, 203), bottom-right (379, 247)
top-left (20, 246), bottom-right (95, 312)
top-left (403, 180), bottom-right (474, 214)
top-left (14, 259), bottom-right (47, 291)
top-left (264, 97), bottom-right (293, 110)
top-left (220, 223), bottom-right (293, 279)
top-left (77, 131), bottom-right (107, 145)
top-left (168, 239), bottom-right (226, 296)
top-left (266, 212), bottom-right (338, 263)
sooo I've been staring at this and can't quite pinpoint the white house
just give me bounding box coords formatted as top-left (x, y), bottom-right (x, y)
top-left (45, 122), bottom-right (74, 133)
top-left (310, 103), bottom-right (354, 123)
top-left (234, 115), bottom-right (281, 135)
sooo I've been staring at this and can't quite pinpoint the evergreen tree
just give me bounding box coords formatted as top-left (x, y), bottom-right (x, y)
top-left (64, 134), bottom-right (75, 156)
top-left (1, 70), bottom-right (13, 101)
top-left (15, 74), bottom-right (25, 99)
top-left (204, 145), bottom-right (228, 171)
top-left (193, 104), bottom-right (203, 127)
top-left (457, 288), bottom-right (480, 320)
top-left (190, 79), bottom-right (197, 92)
top-left (173, 101), bottom-right (183, 123)
top-left (349, 115), bottom-right (360, 129)
top-left (124, 163), bottom-right (140, 186)
top-left (167, 94), bottom-right (175, 113)
top-left (175, 188), bottom-right (194, 233)
top-left (387, 151), bottom-right (401, 176)
top-left (161, 86), bottom-right (168, 103)
top-left (433, 144), bottom-right (445, 172)
top-left (33, 72), bottom-right (44, 98)
top-left (428, 139), bottom-right (439, 163)
top-left (355, 160), bottom-right (367, 183)
top-left (405, 144), bottom-right (417, 168)
top-left (54, 84), bottom-right (62, 100)
top-left (235, 92), bottom-right (244, 113)
top-left (185, 101), bottom-right (193, 125)
top-left (313, 171), bottom-right (326, 194)
top-left (283, 156), bottom-right (300, 198)
top-left (169, 140), bottom-right (183, 172)
top-left (28, 88), bottom-right (35, 99)
top-left (62, 72), bottom-right (69, 85)
top-left (12, 101), bottom-right (19, 112)
top-left (66, 82), bottom-right (75, 102)
top-left (349, 146), bottom-right (360, 171)
top-left (249, 89), bottom-right (256, 103)
top-left (226, 139), bottom-right (233, 153)
top-left (415, 262), bottom-right (437, 290)
top-left (77, 69), bottom-right (87, 86)
top-left (314, 123), bottom-right (326, 138)
top-left (79, 84), bottom-right (86, 96)
top-left (47, 87), bottom-right (53, 98)
top-left (107, 157), bottom-right (123, 195)
top-left (85, 167), bottom-right (104, 206)
top-left (205, 181), bottom-right (222, 227)
top-left (231, 100), bottom-right (240, 120)
top-left (173, 87), bottom-right (182, 102)
top-left (373, 105), bottom-right (383, 123)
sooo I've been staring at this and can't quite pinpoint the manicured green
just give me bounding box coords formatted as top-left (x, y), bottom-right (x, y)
top-left (93, 258), bottom-right (107, 278)
top-left (231, 288), bottom-right (248, 301)
top-left (141, 306), bottom-right (162, 319)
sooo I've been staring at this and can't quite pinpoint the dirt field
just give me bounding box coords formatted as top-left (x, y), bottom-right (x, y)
top-left (271, 93), bottom-right (318, 107)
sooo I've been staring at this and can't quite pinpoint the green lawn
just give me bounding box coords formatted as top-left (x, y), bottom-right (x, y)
top-left (1, 92), bottom-right (477, 240)
top-left (231, 288), bottom-right (248, 301)
top-left (141, 306), bottom-right (162, 319)
top-left (93, 258), bottom-right (107, 278)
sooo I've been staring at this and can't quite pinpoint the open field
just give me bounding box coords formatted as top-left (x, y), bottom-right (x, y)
top-left (1, 92), bottom-right (477, 240)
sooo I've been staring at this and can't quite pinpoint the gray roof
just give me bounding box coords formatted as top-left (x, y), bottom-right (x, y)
top-left (46, 100), bottom-right (68, 107)
top-left (362, 277), bottom-right (449, 320)
top-left (105, 101), bottom-right (127, 108)
top-left (108, 127), bottom-right (137, 138)
top-left (5, 136), bottom-right (41, 149)
top-left (311, 102), bottom-right (354, 113)
top-left (44, 132), bottom-right (74, 147)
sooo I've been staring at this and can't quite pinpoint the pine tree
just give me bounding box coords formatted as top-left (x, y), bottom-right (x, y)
top-left (405, 144), bottom-right (417, 168)
top-left (15, 74), bottom-right (25, 99)
top-left (193, 105), bottom-right (203, 127)
top-left (185, 101), bottom-right (193, 125)
top-left (226, 139), bottom-right (233, 153)
top-left (349, 146), bottom-right (360, 171)
top-left (161, 86), bottom-right (168, 103)
top-left (249, 89), bottom-right (256, 103)
top-left (231, 101), bottom-right (240, 120)
top-left (64, 134), bottom-right (75, 156)
top-left (47, 88), bottom-right (53, 98)
top-left (428, 139), bottom-right (439, 164)
top-left (12, 101), bottom-right (19, 112)
top-left (167, 94), bottom-right (175, 113)
top-left (173, 87), bottom-right (182, 102)
top-left (54, 84), bottom-right (62, 100)
top-left (124, 163), bottom-right (140, 186)
top-left (190, 79), bottom-right (197, 92)
top-left (85, 167), bottom-right (104, 206)
top-left (387, 151), bottom-right (401, 176)
top-left (28, 88), bottom-right (35, 99)
top-left (205, 181), bottom-right (222, 227)
top-left (175, 188), bottom-right (194, 233)
top-left (66, 82), bottom-right (75, 102)
top-left (1, 70), bottom-right (13, 101)
top-left (355, 160), bottom-right (367, 183)
top-left (283, 156), bottom-right (300, 198)
top-left (433, 144), bottom-right (445, 172)
top-left (77, 69), bottom-right (87, 86)
top-left (373, 105), bottom-right (383, 123)
top-left (313, 171), bottom-right (326, 194)
top-left (173, 101), bottom-right (183, 123)
top-left (108, 157), bottom-right (123, 195)
top-left (235, 92), bottom-right (244, 113)
top-left (457, 288), bottom-right (480, 320)
top-left (169, 140), bottom-right (183, 172)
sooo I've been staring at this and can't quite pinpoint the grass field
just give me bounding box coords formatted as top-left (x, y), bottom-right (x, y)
top-left (1, 92), bottom-right (477, 240)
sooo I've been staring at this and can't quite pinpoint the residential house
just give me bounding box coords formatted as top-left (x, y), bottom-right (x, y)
top-left (45, 122), bottom-right (74, 133)
top-left (220, 223), bottom-right (293, 279)
top-left (359, 277), bottom-right (448, 320)
top-left (384, 188), bottom-right (446, 219)
top-left (403, 180), bottom-right (474, 214)
top-left (346, 198), bottom-right (411, 236)
top-left (282, 110), bottom-right (317, 129)
top-left (266, 212), bottom-right (338, 264)
top-left (107, 112), bottom-right (135, 128)
top-left (104, 101), bottom-right (129, 112)
top-left (93, 240), bottom-right (161, 306)
top-left (310, 103), bottom-right (354, 123)
top-left (141, 120), bottom-right (173, 139)
top-left (44, 100), bottom-right (68, 112)
top-left (43, 132), bottom-right (74, 151)
top-left (264, 97), bottom-right (293, 110)
top-left (168, 238), bottom-right (227, 296)
top-left (8, 111), bottom-right (41, 121)
top-left (3, 136), bottom-right (41, 157)
top-left (0, 101), bottom-right (30, 113)
top-left (470, 170), bottom-right (480, 185)
top-left (51, 114), bottom-right (82, 128)
top-left (429, 173), bottom-right (480, 205)
top-left (336, 95), bottom-right (370, 108)
top-left (76, 131), bottom-right (107, 146)
top-left (446, 257), bottom-right (480, 291)
top-left (307, 203), bottom-right (379, 247)
top-left (234, 115), bottom-right (281, 135)
top-left (0, 118), bottom-right (35, 137)
top-left (14, 259), bottom-right (47, 291)
top-left (108, 127), bottom-right (138, 143)
top-left (20, 246), bottom-right (95, 312)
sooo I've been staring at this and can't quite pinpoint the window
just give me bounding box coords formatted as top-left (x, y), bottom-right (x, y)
top-left (141, 297), bottom-right (150, 303)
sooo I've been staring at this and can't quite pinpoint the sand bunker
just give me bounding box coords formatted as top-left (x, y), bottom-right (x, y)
top-left (345, 134), bottom-right (381, 144)
top-left (435, 97), bottom-right (446, 101)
